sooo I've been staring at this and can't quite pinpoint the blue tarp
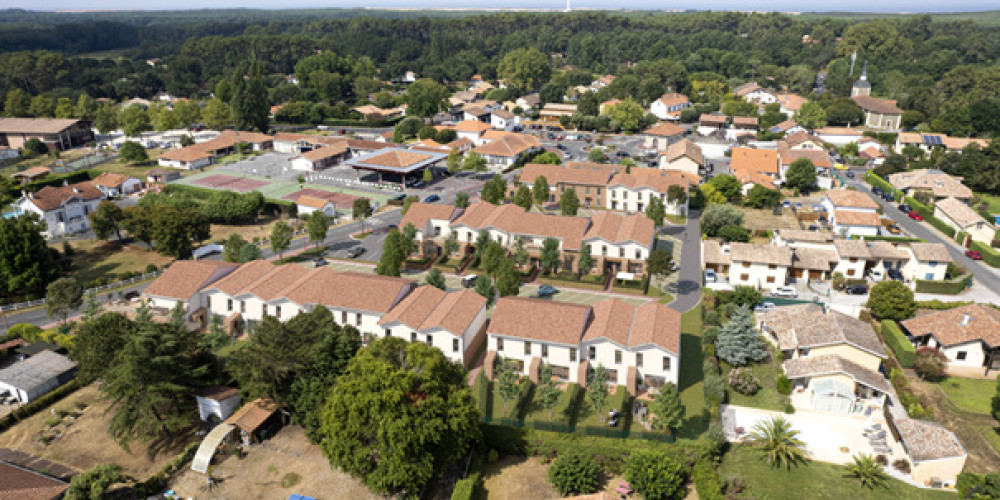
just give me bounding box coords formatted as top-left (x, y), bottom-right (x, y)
top-left (288, 495), bottom-right (317, 500)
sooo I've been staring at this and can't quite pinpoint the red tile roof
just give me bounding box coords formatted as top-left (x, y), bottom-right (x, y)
top-left (490, 297), bottom-right (592, 345)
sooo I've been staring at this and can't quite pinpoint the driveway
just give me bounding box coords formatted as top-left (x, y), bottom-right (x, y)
top-left (848, 173), bottom-right (1000, 294)
top-left (661, 211), bottom-right (702, 312)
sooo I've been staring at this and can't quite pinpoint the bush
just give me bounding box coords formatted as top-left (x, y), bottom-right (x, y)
top-left (916, 299), bottom-right (973, 310)
top-left (727, 367), bottom-right (761, 395)
top-left (548, 451), bottom-right (601, 496)
top-left (693, 459), bottom-right (724, 500)
top-left (867, 280), bottom-right (915, 321)
top-left (783, 402), bottom-right (796, 414)
top-left (451, 473), bottom-right (481, 500)
top-left (915, 275), bottom-right (970, 295)
top-left (892, 459), bottom-right (910, 474)
top-left (970, 241), bottom-right (1000, 268)
top-left (914, 347), bottom-right (947, 380)
top-left (881, 320), bottom-right (915, 368)
top-left (776, 374), bottom-right (791, 395)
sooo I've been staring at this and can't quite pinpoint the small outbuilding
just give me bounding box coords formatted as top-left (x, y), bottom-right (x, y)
top-left (224, 398), bottom-right (281, 445)
top-left (195, 385), bottom-right (241, 423)
top-left (0, 350), bottom-right (77, 403)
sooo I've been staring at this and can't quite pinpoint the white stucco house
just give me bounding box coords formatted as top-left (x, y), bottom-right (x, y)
top-left (13, 181), bottom-right (106, 238)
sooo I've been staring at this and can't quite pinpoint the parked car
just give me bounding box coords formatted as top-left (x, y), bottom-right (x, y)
top-left (907, 211), bottom-right (924, 221)
top-left (782, 200), bottom-right (791, 208)
top-left (347, 247), bottom-right (365, 258)
top-left (536, 285), bottom-right (559, 297)
top-left (123, 290), bottom-right (140, 301)
top-left (423, 194), bottom-right (441, 203)
top-left (881, 191), bottom-right (894, 201)
top-left (704, 269), bottom-right (717, 283)
top-left (886, 224), bottom-right (901, 235)
top-left (887, 269), bottom-right (904, 281)
top-left (898, 203), bottom-right (911, 213)
top-left (845, 171), bottom-right (855, 179)
top-left (312, 257), bottom-right (327, 267)
top-left (461, 274), bottom-right (479, 288)
top-left (845, 284), bottom-right (869, 295)
top-left (769, 286), bottom-right (798, 298)
top-left (872, 186), bottom-right (884, 196)
top-left (754, 302), bottom-right (776, 313)
top-left (807, 224), bottom-right (820, 231)
top-left (966, 250), bottom-right (983, 260)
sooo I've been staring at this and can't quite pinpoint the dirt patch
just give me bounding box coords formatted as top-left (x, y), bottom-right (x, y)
top-left (481, 456), bottom-right (558, 500)
top-left (906, 372), bottom-right (1000, 473)
top-left (0, 383), bottom-right (191, 480)
top-left (170, 425), bottom-right (385, 500)
top-left (58, 239), bottom-right (175, 287)
top-left (209, 215), bottom-right (282, 243)
top-left (739, 207), bottom-right (801, 232)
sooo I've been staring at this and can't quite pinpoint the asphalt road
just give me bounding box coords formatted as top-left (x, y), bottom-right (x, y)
top-left (662, 211), bottom-right (702, 313)
top-left (1, 282), bottom-right (150, 332)
top-left (848, 173), bottom-right (1000, 294)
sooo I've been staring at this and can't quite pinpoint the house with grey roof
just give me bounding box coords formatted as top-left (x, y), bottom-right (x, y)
top-left (0, 350), bottom-right (77, 403)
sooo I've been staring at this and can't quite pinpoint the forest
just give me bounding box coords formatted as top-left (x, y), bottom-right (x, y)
top-left (1, 10), bottom-right (999, 137)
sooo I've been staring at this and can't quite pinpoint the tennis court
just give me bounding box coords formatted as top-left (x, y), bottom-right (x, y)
top-left (192, 174), bottom-right (269, 192)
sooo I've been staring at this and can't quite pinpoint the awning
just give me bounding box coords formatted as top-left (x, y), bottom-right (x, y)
top-left (191, 423), bottom-right (234, 473)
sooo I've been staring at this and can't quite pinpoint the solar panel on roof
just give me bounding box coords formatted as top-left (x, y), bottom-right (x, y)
top-left (923, 135), bottom-right (943, 146)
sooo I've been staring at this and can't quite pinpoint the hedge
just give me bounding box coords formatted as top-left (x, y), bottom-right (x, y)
top-left (451, 473), bottom-right (481, 500)
top-left (864, 171), bottom-right (899, 201)
top-left (24, 169), bottom-right (99, 192)
top-left (916, 299), bottom-right (973, 310)
top-left (881, 320), bottom-right (915, 368)
top-left (693, 459), bottom-right (724, 500)
top-left (915, 274), bottom-right (971, 295)
top-left (905, 196), bottom-right (957, 237)
top-left (0, 379), bottom-right (81, 433)
top-left (905, 196), bottom-right (933, 218)
top-left (970, 240), bottom-right (1000, 268)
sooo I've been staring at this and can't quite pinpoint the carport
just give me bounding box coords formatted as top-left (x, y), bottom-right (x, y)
top-left (191, 423), bottom-right (234, 473)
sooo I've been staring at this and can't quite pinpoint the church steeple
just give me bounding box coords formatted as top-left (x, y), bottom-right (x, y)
top-left (852, 61), bottom-right (871, 97)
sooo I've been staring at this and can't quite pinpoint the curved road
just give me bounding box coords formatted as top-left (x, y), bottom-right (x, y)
top-left (663, 210), bottom-right (702, 313)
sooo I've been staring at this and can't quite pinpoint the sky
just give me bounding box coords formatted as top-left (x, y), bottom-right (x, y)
top-left (0, 0), bottom-right (997, 12)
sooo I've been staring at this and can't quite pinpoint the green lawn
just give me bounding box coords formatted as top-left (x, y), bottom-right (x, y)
top-left (576, 385), bottom-right (628, 428)
top-left (720, 446), bottom-right (955, 500)
top-left (723, 357), bottom-right (787, 412)
top-left (524, 383), bottom-right (581, 426)
top-left (676, 304), bottom-right (708, 439)
top-left (645, 287), bottom-right (675, 304)
top-left (935, 376), bottom-right (996, 415)
top-left (975, 192), bottom-right (1000, 215)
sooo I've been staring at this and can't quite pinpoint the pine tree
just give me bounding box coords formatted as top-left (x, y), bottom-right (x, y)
top-left (715, 306), bottom-right (768, 366)
top-left (649, 382), bottom-right (685, 433)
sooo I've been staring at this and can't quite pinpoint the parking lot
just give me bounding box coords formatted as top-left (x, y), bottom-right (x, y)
top-left (516, 285), bottom-right (649, 307)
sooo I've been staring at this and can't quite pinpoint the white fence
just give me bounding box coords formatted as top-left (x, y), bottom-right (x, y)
top-left (0, 270), bottom-right (163, 314)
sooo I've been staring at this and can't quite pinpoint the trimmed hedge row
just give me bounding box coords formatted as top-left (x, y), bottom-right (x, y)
top-left (915, 274), bottom-right (972, 295)
top-left (881, 320), bottom-right (915, 368)
top-left (970, 241), bottom-right (1000, 268)
top-left (0, 379), bottom-right (81, 433)
top-left (450, 473), bottom-right (481, 500)
top-left (916, 299), bottom-right (973, 310)
top-left (864, 171), bottom-right (901, 202)
top-left (905, 196), bottom-right (956, 237)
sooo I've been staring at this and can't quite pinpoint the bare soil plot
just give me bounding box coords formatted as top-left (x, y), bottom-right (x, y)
top-left (0, 384), bottom-right (190, 480)
top-left (209, 215), bottom-right (282, 243)
top-left (739, 207), bottom-right (801, 232)
top-left (480, 456), bottom-right (557, 500)
top-left (170, 425), bottom-right (386, 500)
top-left (60, 239), bottom-right (175, 286)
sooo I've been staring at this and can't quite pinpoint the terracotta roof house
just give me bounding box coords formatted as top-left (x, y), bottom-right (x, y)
top-left (783, 131), bottom-right (825, 150)
top-left (0, 462), bottom-right (68, 500)
top-left (722, 242), bottom-right (793, 289)
top-left (900, 304), bottom-right (1000, 374)
top-left (92, 172), bottom-right (143, 196)
top-left (821, 189), bottom-right (881, 238)
top-left (934, 196), bottom-right (994, 244)
top-left (650, 93), bottom-right (690, 120)
top-left (698, 113), bottom-right (727, 129)
top-left (893, 418), bottom-right (967, 486)
top-left (0, 117), bottom-right (93, 151)
top-left (11, 166), bottom-right (51, 184)
top-left (730, 147), bottom-right (779, 191)
top-left (142, 260), bottom-right (240, 312)
top-left (776, 93), bottom-right (807, 115)
top-left (887, 169), bottom-right (973, 203)
top-left (758, 303), bottom-right (886, 364)
top-left (13, 181), bottom-right (107, 238)
top-left (513, 162), bottom-right (618, 206)
top-left (642, 121), bottom-right (687, 150)
top-left (852, 95), bottom-right (903, 130)
top-left (378, 286), bottom-right (488, 366)
top-left (472, 133), bottom-right (541, 168)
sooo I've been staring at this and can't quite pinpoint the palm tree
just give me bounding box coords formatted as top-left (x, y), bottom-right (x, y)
top-left (847, 453), bottom-right (887, 489)
top-left (750, 416), bottom-right (807, 469)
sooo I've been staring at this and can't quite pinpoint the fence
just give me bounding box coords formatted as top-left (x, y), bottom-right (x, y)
top-left (0, 269), bottom-right (162, 314)
top-left (51, 152), bottom-right (118, 174)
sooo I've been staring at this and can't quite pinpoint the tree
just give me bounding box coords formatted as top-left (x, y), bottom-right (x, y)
top-left (377, 230), bottom-right (407, 277)
top-left (64, 464), bottom-right (125, 500)
top-left (223, 234), bottom-right (250, 263)
top-left (847, 453), bottom-right (888, 490)
top-left (649, 382), bottom-right (685, 434)
top-left (400, 223), bottom-right (418, 257)
top-left (4, 88), bottom-right (30, 117)
top-left (533, 176), bottom-right (550, 206)
top-left (393, 117), bottom-right (423, 142)
top-left (587, 365), bottom-right (610, 420)
top-left (462, 151), bottom-right (487, 173)
top-left (667, 185), bottom-right (687, 206)
top-left (72, 313), bottom-right (132, 383)
top-left (707, 175), bottom-right (741, 202)
top-left (530, 151), bottom-right (561, 165)
top-left (89, 201), bottom-right (125, 241)
top-left (698, 184), bottom-right (726, 205)
top-left (443, 231), bottom-right (459, 258)
top-left (118, 105), bottom-right (151, 138)
top-left (587, 147), bottom-right (607, 163)
top-left (495, 358), bottom-right (521, 417)
top-left (715, 306), bottom-right (768, 366)
top-left (745, 185), bottom-right (781, 209)
top-left (784, 158), bottom-right (817, 193)
top-left (202, 98), bottom-right (232, 130)
top-left (405, 78), bottom-right (449, 117)
top-left (732, 286), bottom-right (763, 308)
top-left (102, 319), bottom-right (213, 449)
top-left (29, 95), bottom-right (55, 117)
top-left (352, 198), bottom-right (373, 233)
top-left (481, 174), bottom-right (506, 204)
top-left (498, 47), bottom-right (551, 93)
top-left (701, 204), bottom-right (745, 237)
top-left (425, 268), bottom-right (446, 290)
top-left (0, 215), bottom-right (61, 300)
top-left (914, 347), bottom-right (948, 380)
top-left (422, 168), bottom-right (433, 183)
top-left (454, 191), bottom-right (469, 209)
top-left (45, 277), bottom-right (82, 324)
top-left (514, 237), bottom-right (529, 269)
top-left (232, 69), bottom-right (270, 132)
top-left (751, 416), bottom-right (807, 469)
top-left (606, 99), bottom-right (646, 132)
top-left (513, 185), bottom-right (532, 210)
top-left (874, 154), bottom-right (908, 178)
top-left (270, 221), bottom-right (293, 260)
top-left (535, 364), bottom-right (561, 420)
top-left (481, 242), bottom-right (505, 276)
top-left (118, 141), bottom-right (148, 164)
top-left (495, 258), bottom-right (521, 297)
top-left (717, 224), bottom-right (750, 243)
top-left (319, 337), bottom-right (479, 496)
top-left (81, 292), bottom-right (101, 321)
top-left (866, 280), bottom-right (915, 320)
top-left (446, 148), bottom-right (462, 173)
top-left (94, 103), bottom-right (119, 134)
top-left (169, 301), bottom-right (186, 329)
top-left (539, 237), bottom-right (560, 274)
top-left (578, 245), bottom-right (594, 276)
top-left (625, 451), bottom-right (687, 500)
top-left (548, 451), bottom-right (601, 496)
top-left (646, 249), bottom-right (673, 282)
top-left (645, 196), bottom-right (666, 226)
top-left (473, 275), bottom-right (496, 307)
top-left (560, 188), bottom-right (580, 216)
top-left (306, 211), bottom-right (330, 248)
top-left (794, 101), bottom-right (827, 130)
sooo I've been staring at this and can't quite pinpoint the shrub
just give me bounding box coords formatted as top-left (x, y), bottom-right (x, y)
top-left (783, 403), bottom-right (796, 414)
top-left (693, 459), bottom-right (724, 500)
top-left (727, 367), bottom-right (761, 395)
top-left (914, 347), bottom-right (947, 380)
top-left (875, 454), bottom-right (888, 466)
top-left (881, 320), bottom-right (915, 368)
top-left (892, 459), bottom-right (910, 474)
top-left (625, 450), bottom-right (687, 500)
top-left (776, 374), bottom-right (791, 395)
top-left (451, 473), bottom-right (481, 500)
top-left (145, 264), bottom-right (158, 273)
top-left (867, 281), bottom-right (915, 321)
top-left (548, 451), bottom-right (601, 496)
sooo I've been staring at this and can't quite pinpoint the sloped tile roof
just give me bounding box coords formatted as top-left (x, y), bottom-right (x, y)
top-left (901, 304), bottom-right (1000, 348)
top-left (490, 297), bottom-right (592, 345)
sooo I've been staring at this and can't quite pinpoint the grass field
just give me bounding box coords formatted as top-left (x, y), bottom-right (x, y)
top-left (576, 385), bottom-right (628, 428)
top-left (60, 239), bottom-right (174, 286)
top-left (934, 376), bottom-right (996, 415)
top-left (524, 383), bottom-right (580, 426)
top-left (720, 446), bottom-right (955, 500)
top-left (975, 192), bottom-right (1000, 215)
top-left (676, 303), bottom-right (708, 439)
top-left (724, 357), bottom-right (786, 412)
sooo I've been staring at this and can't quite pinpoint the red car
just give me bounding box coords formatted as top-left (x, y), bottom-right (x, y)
top-left (907, 211), bottom-right (924, 221)
top-left (966, 250), bottom-right (983, 260)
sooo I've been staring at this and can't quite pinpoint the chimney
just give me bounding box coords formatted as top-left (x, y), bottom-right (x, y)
top-left (960, 313), bottom-right (973, 327)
